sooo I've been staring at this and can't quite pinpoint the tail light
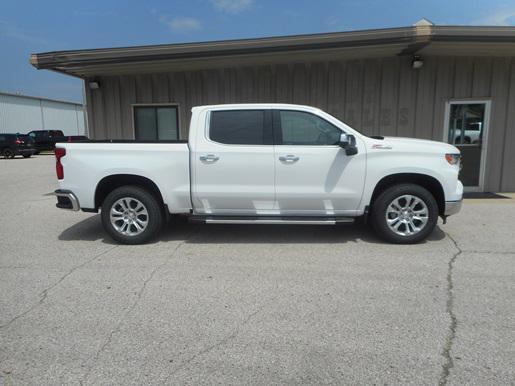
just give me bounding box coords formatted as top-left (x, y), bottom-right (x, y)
top-left (15, 139), bottom-right (23, 144)
top-left (55, 147), bottom-right (66, 180)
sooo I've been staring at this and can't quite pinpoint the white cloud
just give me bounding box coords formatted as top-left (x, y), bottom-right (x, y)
top-left (160, 16), bottom-right (202, 32)
top-left (472, 8), bottom-right (515, 26)
top-left (211, 0), bottom-right (253, 14)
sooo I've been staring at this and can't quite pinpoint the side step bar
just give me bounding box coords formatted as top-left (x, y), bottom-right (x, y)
top-left (189, 216), bottom-right (354, 225)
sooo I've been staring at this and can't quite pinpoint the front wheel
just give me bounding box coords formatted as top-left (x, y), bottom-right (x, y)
top-left (101, 185), bottom-right (164, 244)
top-left (22, 154), bottom-right (31, 158)
top-left (371, 183), bottom-right (438, 244)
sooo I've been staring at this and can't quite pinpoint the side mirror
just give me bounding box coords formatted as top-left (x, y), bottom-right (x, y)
top-left (339, 133), bottom-right (358, 156)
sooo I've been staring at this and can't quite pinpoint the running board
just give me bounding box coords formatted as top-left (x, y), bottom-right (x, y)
top-left (189, 216), bottom-right (354, 225)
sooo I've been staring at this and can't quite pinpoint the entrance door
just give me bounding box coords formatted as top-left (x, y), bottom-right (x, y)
top-left (444, 101), bottom-right (491, 191)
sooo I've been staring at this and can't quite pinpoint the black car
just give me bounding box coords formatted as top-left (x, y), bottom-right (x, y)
top-left (0, 134), bottom-right (36, 159)
top-left (27, 130), bottom-right (88, 152)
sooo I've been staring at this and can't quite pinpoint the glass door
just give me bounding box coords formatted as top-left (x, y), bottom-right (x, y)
top-left (444, 101), bottom-right (490, 190)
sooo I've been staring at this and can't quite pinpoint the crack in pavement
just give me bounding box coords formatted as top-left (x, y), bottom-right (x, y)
top-left (438, 232), bottom-right (462, 386)
top-left (460, 250), bottom-right (515, 255)
top-left (162, 301), bottom-right (269, 383)
top-left (80, 233), bottom-right (195, 385)
top-left (0, 245), bottom-right (119, 329)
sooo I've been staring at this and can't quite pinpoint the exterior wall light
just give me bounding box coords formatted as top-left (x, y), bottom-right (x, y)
top-left (88, 81), bottom-right (100, 90)
top-left (412, 56), bottom-right (424, 69)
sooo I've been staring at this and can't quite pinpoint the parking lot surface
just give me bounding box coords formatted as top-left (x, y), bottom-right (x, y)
top-left (1, 156), bottom-right (514, 385)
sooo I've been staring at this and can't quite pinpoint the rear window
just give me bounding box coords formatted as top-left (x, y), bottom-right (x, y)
top-left (209, 110), bottom-right (266, 145)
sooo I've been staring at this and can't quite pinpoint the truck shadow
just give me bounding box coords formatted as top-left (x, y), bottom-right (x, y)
top-left (59, 214), bottom-right (446, 245)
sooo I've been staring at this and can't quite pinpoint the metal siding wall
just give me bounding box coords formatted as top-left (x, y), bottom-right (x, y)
top-left (500, 60), bottom-right (515, 191)
top-left (0, 93), bottom-right (85, 135)
top-left (0, 94), bottom-right (42, 133)
top-left (77, 107), bottom-right (85, 132)
top-left (88, 55), bottom-right (515, 191)
top-left (41, 100), bottom-right (82, 135)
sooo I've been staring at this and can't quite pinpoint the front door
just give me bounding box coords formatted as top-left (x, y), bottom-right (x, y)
top-left (444, 101), bottom-right (491, 191)
top-left (273, 109), bottom-right (366, 216)
top-left (192, 109), bottom-right (276, 215)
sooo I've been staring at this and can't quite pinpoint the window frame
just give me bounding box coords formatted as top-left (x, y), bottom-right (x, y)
top-left (132, 103), bottom-right (180, 141)
top-left (206, 109), bottom-right (273, 147)
top-left (272, 109), bottom-right (343, 147)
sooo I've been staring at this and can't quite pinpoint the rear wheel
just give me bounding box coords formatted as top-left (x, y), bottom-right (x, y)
top-left (101, 185), bottom-right (163, 244)
top-left (22, 154), bottom-right (31, 158)
top-left (371, 183), bottom-right (438, 244)
top-left (2, 148), bottom-right (14, 159)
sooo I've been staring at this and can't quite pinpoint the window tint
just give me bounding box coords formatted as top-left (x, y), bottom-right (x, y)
top-left (134, 106), bottom-right (179, 141)
top-left (210, 110), bottom-right (266, 145)
top-left (279, 110), bottom-right (341, 145)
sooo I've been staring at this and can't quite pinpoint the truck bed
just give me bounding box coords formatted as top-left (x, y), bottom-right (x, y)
top-left (56, 142), bottom-right (192, 213)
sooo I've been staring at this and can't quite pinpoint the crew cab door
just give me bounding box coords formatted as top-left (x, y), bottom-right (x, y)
top-left (191, 108), bottom-right (275, 215)
top-left (273, 109), bottom-right (366, 216)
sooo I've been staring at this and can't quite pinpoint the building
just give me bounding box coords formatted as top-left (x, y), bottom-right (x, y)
top-left (30, 21), bottom-right (515, 192)
top-left (0, 92), bottom-right (85, 136)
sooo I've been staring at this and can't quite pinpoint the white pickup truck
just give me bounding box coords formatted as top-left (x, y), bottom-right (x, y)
top-left (54, 104), bottom-right (463, 244)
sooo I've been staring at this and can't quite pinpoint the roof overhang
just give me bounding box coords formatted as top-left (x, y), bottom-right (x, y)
top-left (30, 25), bottom-right (515, 78)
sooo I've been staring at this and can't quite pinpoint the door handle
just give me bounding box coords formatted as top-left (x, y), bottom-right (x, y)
top-left (199, 154), bottom-right (220, 162)
top-left (279, 154), bottom-right (300, 163)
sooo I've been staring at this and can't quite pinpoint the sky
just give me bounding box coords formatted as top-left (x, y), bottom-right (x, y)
top-left (1, 0), bottom-right (515, 103)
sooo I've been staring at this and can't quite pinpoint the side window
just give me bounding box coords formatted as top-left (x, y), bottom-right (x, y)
top-left (29, 132), bottom-right (36, 138)
top-left (134, 105), bottom-right (179, 141)
top-left (0, 135), bottom-right (5, 142)
top-left (210, 110), bottom-right (266, 145)
top-left (279, 110), bottom-right (341, 145)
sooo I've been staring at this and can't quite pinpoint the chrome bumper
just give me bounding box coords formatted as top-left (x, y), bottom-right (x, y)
top-left (444, 200), bottom-right (462, 216)
top-left (55, 189), bottom-right (80, 211)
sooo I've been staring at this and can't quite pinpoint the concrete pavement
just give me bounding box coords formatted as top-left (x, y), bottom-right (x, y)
top-left (0, 156), bottom-right (513, 385)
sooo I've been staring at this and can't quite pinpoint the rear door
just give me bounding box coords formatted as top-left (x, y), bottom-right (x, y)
top-left (192, 109), bottom-right (276, 215)
top-left (273, 109), bottom-right (366, 216)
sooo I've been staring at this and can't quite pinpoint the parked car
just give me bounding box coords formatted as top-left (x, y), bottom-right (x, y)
top-left (27, 130), bottom-right (88, 153)
top-left (53, 104), bottom-right (463, 245)
top-left (0, 133), bottom-right (36, 159)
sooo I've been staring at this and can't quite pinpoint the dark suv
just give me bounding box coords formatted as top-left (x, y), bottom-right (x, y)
top-left (27, 130), bottom-right (88, 152)
top-left (0, 134), bottom-right (36, 159)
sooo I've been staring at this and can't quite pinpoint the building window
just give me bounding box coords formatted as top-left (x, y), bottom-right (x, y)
top-left (134, 105), bottom-right (179, 141)
top-left (209, 110), bottom-right (267, 145)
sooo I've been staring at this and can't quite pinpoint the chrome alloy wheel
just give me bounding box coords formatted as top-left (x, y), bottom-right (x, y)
top-left (385, 194), bottom-right (429, 237)
top-left (109, 197), bottom-right (149, 236)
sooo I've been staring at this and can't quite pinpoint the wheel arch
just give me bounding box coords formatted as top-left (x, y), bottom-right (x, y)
top-left (369, 173), bottom-right (445, 215)
top-left (95, 174), bottom-right (165, 210)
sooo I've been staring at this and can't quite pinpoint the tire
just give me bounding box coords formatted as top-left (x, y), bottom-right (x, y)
top-left (371, 183), bottom-right (438, 244)
top-left (22, 154), bottom-right (31, 158)
top-left (101, 185), bottom-right (163, 244)
top-left (2, 148), bottom-right (14, 159)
